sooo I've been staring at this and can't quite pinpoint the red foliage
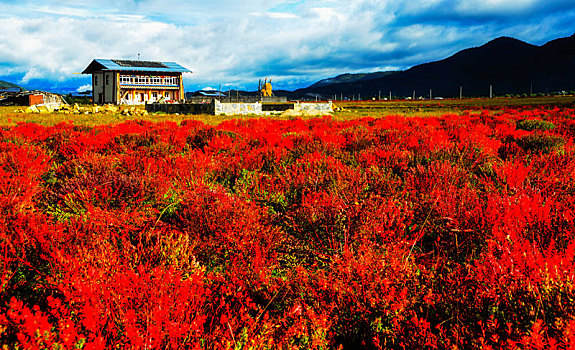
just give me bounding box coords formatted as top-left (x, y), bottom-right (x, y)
top-left (1, 107), bottom-right (575, 348)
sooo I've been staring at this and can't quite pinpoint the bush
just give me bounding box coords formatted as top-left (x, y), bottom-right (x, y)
top-left (516, 119), bottom-right (556, 131)
top-left (516, 132), bottom-right (565, 154)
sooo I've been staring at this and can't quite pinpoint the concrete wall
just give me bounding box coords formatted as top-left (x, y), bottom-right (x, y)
top-left (146, 102), bottom-right (215, 115)
top-left (215, 101), bottom-right (333, 116)
top-left (104, 72), bottom-right (116, 104)
top-left (294, 101), bottom-right (333, 113)
top-left (146, 100), bottom-right (333, 116)
top-left (214, 100), bottom-right (262, 115)
top-left (92, 73), bottom-right (103, 104)
top-left (92, 72), bottom-right (117, 104)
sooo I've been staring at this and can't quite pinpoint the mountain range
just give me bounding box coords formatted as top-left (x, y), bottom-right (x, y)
top-left (286, 34), bottom-right (575, 99)
top-left (3, 34), bottom-right (575, 99)
top-left (0, 80), bottom-right (25, 91)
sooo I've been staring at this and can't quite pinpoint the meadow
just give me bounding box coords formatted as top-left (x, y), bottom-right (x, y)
top-left (1, 96), bottom-right (575, 349)
top-left (1, 95), bottom-right (573, 126)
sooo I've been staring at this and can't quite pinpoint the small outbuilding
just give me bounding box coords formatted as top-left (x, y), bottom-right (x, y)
top-left (0, 90), bottom-right (66, 107)
top-left (82, 59), bottom-right (192, 105)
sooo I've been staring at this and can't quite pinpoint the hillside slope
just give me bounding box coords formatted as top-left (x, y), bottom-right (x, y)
top-left (291, 34), bottom-right (575, 98)
top-left (0, 80), bottom-right (26, 91)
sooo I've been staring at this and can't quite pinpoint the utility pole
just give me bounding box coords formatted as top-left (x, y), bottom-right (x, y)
top-left (378, 90), bottom-right (381, 100)
top-left (429, 89), bottom-right (432, 100)
top-left (530, 82), bottom-right (533, 96)
top-left (390, 91), bottom-right (392, 100)
top-left (413, 90), bottom-right (416, 100)
top-left (460, 86), bottom-right (463, 99)
top-left (258, 79), bottom-right (262, 99)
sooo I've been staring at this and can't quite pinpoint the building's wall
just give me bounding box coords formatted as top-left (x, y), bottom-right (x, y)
top-left (119, 73), bottom-right (183, 104)
top-left (92, 72), bottom-right (120, 104)
top-left (104, 72), bottom-right (116, 104)
top-left (121, 90), bottom-right (176, 104)
top-left (93, 71), bottom-right (185, 105)
top-left (118, 88), bottom-right (181, 105)
top-left (92, 72), bottom-right (105, 104)
top-left (116, 72), bottom-right (121, 104)
top-left (178, 74), bottom-right (184, 102)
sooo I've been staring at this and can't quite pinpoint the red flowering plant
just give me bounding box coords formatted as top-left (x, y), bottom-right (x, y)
top-left (1, 107), bottom-right (575, 348)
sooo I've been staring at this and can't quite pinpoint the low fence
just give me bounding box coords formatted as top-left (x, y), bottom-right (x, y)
top-left (214, 100), bottom-right (262, 115)
top-left (146, 102), bottom-right (214, 114)
top-left (146, 99), bottom-right (332, 116)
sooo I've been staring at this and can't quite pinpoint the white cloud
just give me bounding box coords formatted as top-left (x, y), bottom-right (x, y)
top-left (267, 12), bottom-right (300, 19)
top-left (0, 0), bottom-right (574, 91)
top-left (20, 68), bottom-right (42, 84)
top-left (30, 5), bottom-right (98, 18)
top-left (309, 7), bottom-right (345, 21)
top-left (455, 0), bottom-right (537, 14)
top-left (251, 11), bottom-right (300, 19)
top-left (77, 84), bottom-right (91, 92)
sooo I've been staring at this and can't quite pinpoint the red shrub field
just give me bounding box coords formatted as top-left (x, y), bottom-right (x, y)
top-left (1, 106), bottom-right (575, 349)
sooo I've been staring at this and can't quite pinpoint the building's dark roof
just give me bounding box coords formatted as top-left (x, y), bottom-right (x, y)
top-left (0, 90), bottom-right (65, 106)
top-left (193, 90), bottom-right (227, 97)
top-left (112, 60), bottom-right (168, 68)
top-left (82, 59), bottom-right (192, 74)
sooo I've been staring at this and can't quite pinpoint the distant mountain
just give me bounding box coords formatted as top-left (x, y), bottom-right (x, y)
top-left (308, 71), bottom-right (400, 89)
top-left (0, 80), bottom-right (26, 91)
top-left (289, 34), bottom-right (575, 99)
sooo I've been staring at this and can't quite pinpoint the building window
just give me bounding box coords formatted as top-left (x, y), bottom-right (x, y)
top-left (106, 75), bottom-right (109, 85)
top-left (119, 75), bottom-right (182, 86)
top-left (94, 76), bottom-right (98, 86)
top-left (120, 75), bottom-right (132, 84)
top-left (163, 76), bottom-right (178, 85)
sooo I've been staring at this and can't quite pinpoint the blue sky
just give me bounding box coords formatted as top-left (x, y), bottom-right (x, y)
top-left (1, 0), bottom-right (575, 93)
